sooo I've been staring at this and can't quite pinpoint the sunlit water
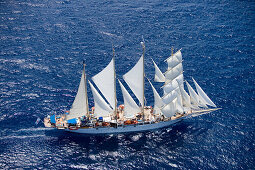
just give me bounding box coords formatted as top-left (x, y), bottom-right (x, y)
top-left (0, 0), bottom-right (254, 169)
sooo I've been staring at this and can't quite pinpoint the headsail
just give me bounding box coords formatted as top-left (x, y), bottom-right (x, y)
top-left (92, 58), bottom-right (116, 109)
top-left (66, 65), bottom-right (88, 120)
top-left (88, 81), bottom-right (113, 117)
top-left (118, 80), bottom-right (140, 119)
top-left (186, 81), bottom-right (208, 108)
top-left (192, 78), bottom-right (217, 107)
top-left (152, 59), bottom-right (165, 82)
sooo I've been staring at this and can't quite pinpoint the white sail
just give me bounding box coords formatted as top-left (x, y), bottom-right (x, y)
top-left (152, 59), bottom-right (165, 82)
top-left (92, 58), bottom-right (115, 109)
top-left (174, 50), bottom-right (182, 62)
top-left (148, 80), bottom-right (164, 115)
top-left (166, 54), bottom-right (181, 69)
top-left (186, 81), bottom-right (207, 108)
top-left (165, 63), bottom-right (183, 82)
top-left (161, 98), bottom-right (177, 117)
top-left (162, 90), bottom-right (178, 105)
top-left (192, 78), bottom-right (217, 107)
top-left (66, 69), bottom-right (88, 120)
top-left (118, 80), bottom-right (140, 119)
top-left (176, 73), bottom-right (184, 88)
top-left (123, 55), bottom-right (144, 106)
top-left (88, 81), bottom-right (113, 118)
top-left (165, 50), bottom-right (182, 64)
top-left (163, 79), bottom-right (179, 94)
top-left (176, 92), bottom-right (184, 113)
top-left (179, 85), bottom-right (192, 108)
top-left (164, 50), bottom-right (184, 88)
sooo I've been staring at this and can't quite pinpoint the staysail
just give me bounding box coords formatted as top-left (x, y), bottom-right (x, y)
top-left (88, 81), bottom-right (113, 117)
top-left (66, 65), bottom-right (88, 120)
top-left (152, 59), bottom-right (165, 82)
top-left (186, 81), bottom-right (207, 108)
top-left (148, 79), bottom-right (164, 115)
top-left (92, 58), bottom-right (116, 109)
top-left (123, 42), bottom-right (146, 111)
top-left (118, 80), bottom-right (140, 119)
top-left (192, 78), bottom-right (217, 107)
top-left (179, 85), bottom-right (192, 109)
top-left (123, 55), bottom-right (144, 106)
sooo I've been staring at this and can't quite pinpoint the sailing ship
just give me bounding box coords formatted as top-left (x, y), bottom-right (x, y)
top-left (44, 42), bottom-right (219, 134)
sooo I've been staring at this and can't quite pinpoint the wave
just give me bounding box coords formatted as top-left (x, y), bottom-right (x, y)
top-left (15, 127), bottom-right (54, 132)
top-left (0, 134), bottom-right (45, 140)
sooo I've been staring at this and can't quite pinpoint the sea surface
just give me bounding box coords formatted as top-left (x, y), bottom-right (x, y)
top-left (0, 0), bottom-right (254, 169)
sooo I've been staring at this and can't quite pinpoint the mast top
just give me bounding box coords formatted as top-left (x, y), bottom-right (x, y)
top-left (141, 42), bottom-right (145, 52)
top-left (112, 44), bottom-right (115, 57)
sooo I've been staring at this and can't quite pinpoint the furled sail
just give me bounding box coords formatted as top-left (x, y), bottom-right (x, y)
top-left (186, 81), bottom-right (208, 108)
top-left (192, 78), bottom-right (217, 107)
top-left (66, 68), bottom-right (88, 120)
top-left (88, 81), bottom-right (113, 117)
top-left (148, 80), bottom-right (164, 115)
top-left (92, 58), bottom-right (116, 109)
top-left (123, 55), bottom-right (144, 106)
top-left (152, 59), bottom-right (165, 82)
top-left (118, 80), bottom-right (140, 119)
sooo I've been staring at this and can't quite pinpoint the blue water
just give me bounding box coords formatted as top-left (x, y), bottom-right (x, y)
top-left (0, 0), bottom-right (254, 169)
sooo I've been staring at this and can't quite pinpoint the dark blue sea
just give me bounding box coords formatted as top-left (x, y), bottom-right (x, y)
top-left (0, 0), bottom-right (254, 169)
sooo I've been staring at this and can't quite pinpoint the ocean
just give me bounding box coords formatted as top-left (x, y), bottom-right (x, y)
top-left (0, 0), bottom-right (254, 169)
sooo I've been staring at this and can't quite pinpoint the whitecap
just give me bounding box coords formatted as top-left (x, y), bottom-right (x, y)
top-left (22, 93), bottom-right (39, 98)
top-left (131, 133), bottom-right (142, 141)
top-left (16, 127), bottom-right (53, 132)
top-left (0, 134), bottom-right (45, 140)
top-left (70, 164), bottom-right (88, 169)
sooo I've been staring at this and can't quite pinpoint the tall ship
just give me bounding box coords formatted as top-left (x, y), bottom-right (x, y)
top-left (44, 42), bottom-right (219, 134)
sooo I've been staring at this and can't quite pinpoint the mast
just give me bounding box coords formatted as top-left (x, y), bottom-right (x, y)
top-left (112, 45), bottom-right (117, 121)
top-left (83, 60), bottom-right (89, 117)
top-left (141, 41), bottom-right (145, 119)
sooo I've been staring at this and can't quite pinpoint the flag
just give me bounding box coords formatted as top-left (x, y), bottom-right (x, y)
top-left (35, 117), bottom-right (41, 125)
